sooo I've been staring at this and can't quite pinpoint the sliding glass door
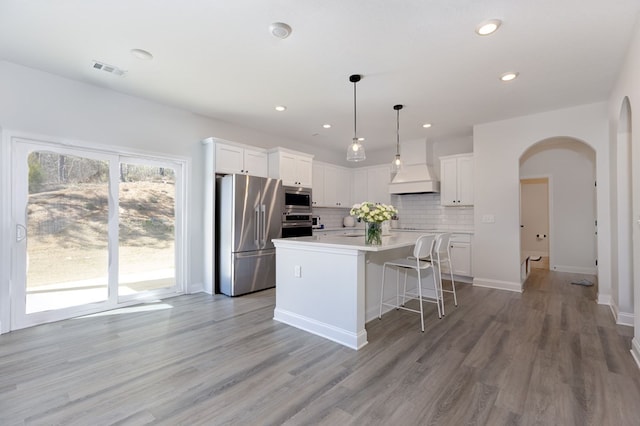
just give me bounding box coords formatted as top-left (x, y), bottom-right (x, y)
top-left (118, 160), bottom-right (179, 300)
top-left (10, 138), bottom-right (184, 330)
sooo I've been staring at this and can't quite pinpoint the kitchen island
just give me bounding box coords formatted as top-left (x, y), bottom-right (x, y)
top-left (272, 231), bottom-right (436, 349)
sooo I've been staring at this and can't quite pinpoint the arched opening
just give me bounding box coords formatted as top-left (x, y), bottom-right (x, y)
top-left (519, 137), bottom-right (597, 285)
top-left (612, 97), bottom-right (634, 325)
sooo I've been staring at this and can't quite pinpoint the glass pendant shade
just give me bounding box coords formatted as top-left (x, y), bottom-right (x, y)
top-left (347, 74), bottom-right (366, 162)
top-left (347, 138), bottom-right (366, 161)
top-left (391, 154), bottom-right (402, 172)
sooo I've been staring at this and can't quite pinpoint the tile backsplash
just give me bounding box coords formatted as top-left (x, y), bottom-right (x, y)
top-left (391, 193), bottom-right (474, 230)
top-left (313, 193), bottom-right (474, 231)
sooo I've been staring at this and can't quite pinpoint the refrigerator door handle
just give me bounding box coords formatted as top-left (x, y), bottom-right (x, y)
top-left (261, 204), bottom-right (267, 248)
top-left (255, 207), bottom-right (261, 247)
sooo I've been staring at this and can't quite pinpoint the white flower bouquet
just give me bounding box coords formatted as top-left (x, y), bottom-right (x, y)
top-left (350, 202), bottom-right (398, 223)
top-left (350, 202), bottom-right (398, 245)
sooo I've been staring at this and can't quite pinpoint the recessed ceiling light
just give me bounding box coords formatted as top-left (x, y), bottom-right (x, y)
top-left (130, 48), bottom-right (153, 60)
top-left (422, 123), bottom-right (432, 128)
top-left (322, 124), bottom-right (331, 129)
top-left (275, 105), bottom-right (287, 112)
top-left (269, 22), bottom-right (292, 39)
top-left (500, 72), bottom-right (519, 82)
top-left (476, 19), bottom-right (502, 36)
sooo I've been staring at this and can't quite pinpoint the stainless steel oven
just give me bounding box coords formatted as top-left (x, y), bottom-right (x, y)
top-left (283, 186), bottom-right (312, 212)
top-left (281, 212), bottom-right (313, 238)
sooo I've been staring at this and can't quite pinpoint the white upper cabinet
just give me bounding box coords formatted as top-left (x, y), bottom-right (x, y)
top-left (350, 165), bottom-right (391, 206)
top-left (214, 140), bottom-right (268, 177)
top-left (367, 166), bottom-right (392, 206)
top-left (324, 164), bottom-right (351, 207)
top-left (440, 153), bottom-right (473, 206)
top-left (313, 162), bottom-right (351, 207)
top-left (351, 169), bottom-right (367, 205)
top-left (268, 148), bottom-right (314, 187)
top-left (312, 163), bottom-right (325, 206)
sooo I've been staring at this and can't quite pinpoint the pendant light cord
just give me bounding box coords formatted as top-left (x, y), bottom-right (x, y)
top-left (396, 108), bottom-right (400, 155)
top-left (353, 81), bottom-right (357, 139)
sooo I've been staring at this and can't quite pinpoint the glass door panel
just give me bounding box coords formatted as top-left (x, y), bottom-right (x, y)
top-left (118, 163), bottom-right (177, 298)
top-left (21, 150), bottom-right (111, 317)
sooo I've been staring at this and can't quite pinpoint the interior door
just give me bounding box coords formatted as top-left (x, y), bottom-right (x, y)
top-left (520, 178), bottom-right (550, 264)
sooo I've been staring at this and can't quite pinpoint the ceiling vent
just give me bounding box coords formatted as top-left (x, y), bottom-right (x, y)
top-left (91, 60), bottom-right (126, 76)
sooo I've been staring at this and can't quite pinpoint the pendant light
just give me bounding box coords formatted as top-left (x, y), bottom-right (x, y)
top-left (391, 104), bottom-right (403, 172)
top-left (346, 74), bottom-right (366, 161)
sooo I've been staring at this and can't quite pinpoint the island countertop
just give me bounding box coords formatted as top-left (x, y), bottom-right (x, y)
top-left (272, 230), bottom-right (432, 252)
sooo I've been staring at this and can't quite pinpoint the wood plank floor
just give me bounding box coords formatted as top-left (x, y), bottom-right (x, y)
top-left (1, 269), bottom-right (640, 425)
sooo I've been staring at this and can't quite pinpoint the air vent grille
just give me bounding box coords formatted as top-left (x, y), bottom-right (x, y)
top-left (91, 60), bottom-right (126, 76)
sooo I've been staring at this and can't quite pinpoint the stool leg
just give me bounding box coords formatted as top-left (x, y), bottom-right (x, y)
top-left (417, 270), bottom-right (425, 332)
top-left (379, 263), bottom-right (386, 319)
top-left (402, 270), bottom-right (408, 306)
top-left (448, 257), bottom-right (458, 307)
top-left (433, 266), bottom-right (442, 319)
top-left (396, 268), bottom-right (401, 309)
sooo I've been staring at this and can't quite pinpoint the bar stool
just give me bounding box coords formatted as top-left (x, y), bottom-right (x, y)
top-left (379, 234), bottom-right (439, 332)
top-left (430, 233), bottom-right (457, 315)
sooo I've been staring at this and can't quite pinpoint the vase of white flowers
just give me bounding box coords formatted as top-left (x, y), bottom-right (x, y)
top-left (350, 202), bottom-right (398, 245)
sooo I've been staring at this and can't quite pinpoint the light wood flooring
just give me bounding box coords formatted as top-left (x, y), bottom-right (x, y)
top-left (1, 269), bottom-right (640, 425)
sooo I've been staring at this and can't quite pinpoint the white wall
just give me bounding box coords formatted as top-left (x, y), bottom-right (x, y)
top-left (473, 102), bottom-right (610, 294)
top-left (0, 60), bottom-right (342, 331)
top-left (520, 138), bottom-right (596, 273)
top-left (608, 21), bottom-right (640, 357)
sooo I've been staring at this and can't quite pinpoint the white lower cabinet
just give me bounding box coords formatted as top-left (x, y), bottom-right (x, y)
top-left (450, 242), bottom-right (472, 276)
top-left (441, 233), bottom-right (472, 277)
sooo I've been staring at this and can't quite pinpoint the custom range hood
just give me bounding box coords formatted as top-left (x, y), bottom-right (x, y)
top-left (388, 139), bottom-right (440, 194)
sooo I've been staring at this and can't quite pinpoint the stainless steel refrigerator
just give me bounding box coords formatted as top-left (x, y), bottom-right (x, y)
top-left (216, 174), bottom-right (283, 296)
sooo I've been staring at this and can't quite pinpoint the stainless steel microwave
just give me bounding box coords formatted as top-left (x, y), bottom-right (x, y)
top-left (283, 186), bottom-right (312, 212)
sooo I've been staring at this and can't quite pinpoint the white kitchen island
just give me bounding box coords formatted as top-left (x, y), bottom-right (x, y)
top-left (272, 231), bottom-right (435, 350)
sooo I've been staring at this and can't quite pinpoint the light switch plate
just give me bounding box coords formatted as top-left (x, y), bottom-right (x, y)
top-left (482, 214), bottom-right (495, 223)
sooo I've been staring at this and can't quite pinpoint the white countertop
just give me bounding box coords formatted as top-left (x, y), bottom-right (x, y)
top-left (313, 227), bottom-right (474, 235)
top-left (273, 230), bottom-right (433, 252)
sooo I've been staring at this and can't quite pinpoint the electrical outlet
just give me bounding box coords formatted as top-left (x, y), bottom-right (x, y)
top-left (294, 265), bottom-right (302, 278)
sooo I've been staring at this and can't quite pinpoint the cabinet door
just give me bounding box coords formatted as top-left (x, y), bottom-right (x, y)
top-left (323, 164), bottom-right (339, 206)
top-left (367, 166), bottom-right (391, 205)
top-left (450, 242), bottom-right (472, 276)
top-left (334, 167), bottom-right (351, 207)
top-left (312, 163), bottom-right (325, 206)
top-left (296, 156), bottom-right (313, 187)
top-left (457, 156), bottom-right (474, 206)
top-left (351, 169), bottom-right (367, 206)
top-left (279, 153), bottom-right (298, 186)
top-left (440, 157), bottom-right (458, 206)
top-left (215, 143), bottom-right (244, 174)
top-left (243, 149), bottom-right (268, 177)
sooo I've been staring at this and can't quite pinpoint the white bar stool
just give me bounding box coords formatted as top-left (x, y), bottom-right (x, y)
top-left (431, 233), bottom-right (457, 315)
top-left (378, 234), bottom-right (440, 332)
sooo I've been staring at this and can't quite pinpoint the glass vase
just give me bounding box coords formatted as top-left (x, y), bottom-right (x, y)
top-left (365, 221), bottom-right (383, 245)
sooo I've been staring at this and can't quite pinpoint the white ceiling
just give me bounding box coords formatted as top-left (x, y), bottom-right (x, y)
top-left (1, 1), bottom-right (639, 155)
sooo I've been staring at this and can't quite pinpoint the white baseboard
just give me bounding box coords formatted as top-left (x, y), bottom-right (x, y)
top-left (274, 308), bottom-right (368, 350)
top-left (609, 300), bottom-right (635, 326)
top-left (617, 311), bottom-right (635, 327)
top-left (598, 293), bottom-right (612, 305)
top-left (551, 265), bottom-right (597, 275)
top-left (631, 338), bottom-right (640, 370)
top-left (473, 277), bottom-right (523, 293)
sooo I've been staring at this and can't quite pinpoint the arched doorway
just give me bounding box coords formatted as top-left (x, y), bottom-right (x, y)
top-left (519, 137), bottom-right (597, 282)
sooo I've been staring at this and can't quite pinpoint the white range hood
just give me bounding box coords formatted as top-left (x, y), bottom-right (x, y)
top-left (388, 139), bottom-right (440, 194)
